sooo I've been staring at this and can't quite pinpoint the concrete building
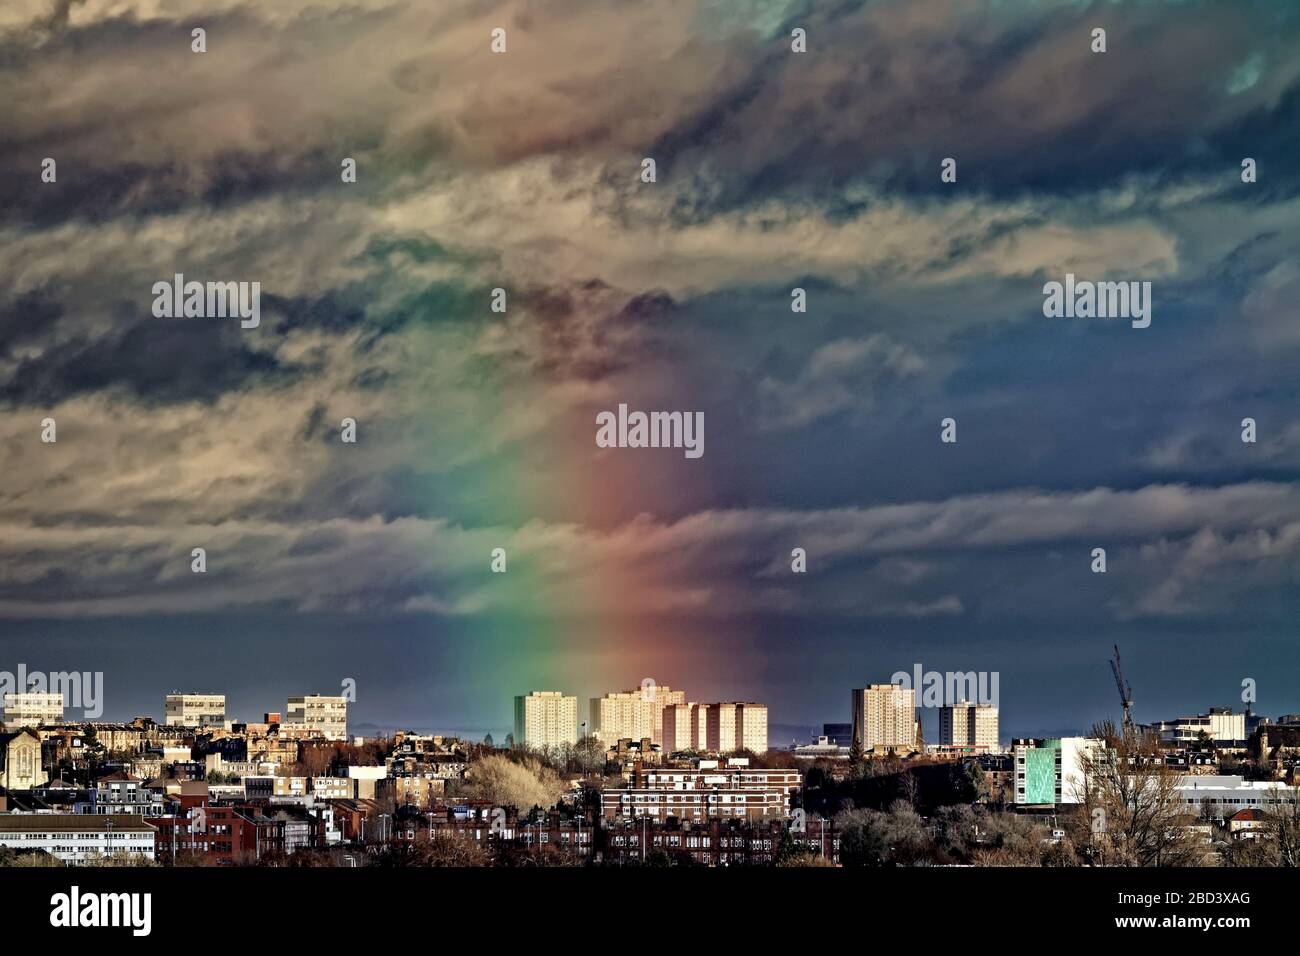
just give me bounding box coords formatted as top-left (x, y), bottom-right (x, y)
top-left (1012, 737), bottom-right (1101, 806)
top-left (514, 691), bottom-right (578, 749)
top-left (2, 691), bottom-right (64, 728)
top-left (661, 702), bottom-right (769, 754)
top-left (644, 686), bottom-right (687, 743)
top-left (939, 701), bottom-right (1000, 751)
top-left (851, 684), bottom-right (918, 750)
top-left (662, 703), bottom-right (697, 752)
top-left (704, 702), bottom-right (768, 754)
top-left (285, 695), bottom-right (348, 740)
top-left (1145, 708), bottom-right (1248, 745)
top-left (164, 692), bottom-right (226, 728)
top-left (590, 687), bottom-right (688, 746)
top-left (0, 814), bottom-right (156, 864)
top-left (591, 691), bottom-right (655, 745)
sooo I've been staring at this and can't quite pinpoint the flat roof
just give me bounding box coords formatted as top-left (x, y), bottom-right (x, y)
top-left (0, 813), bottom-right (155, 832)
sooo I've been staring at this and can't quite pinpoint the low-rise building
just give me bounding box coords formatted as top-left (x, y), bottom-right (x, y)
top-left (792, 735), bottom-right (850, 761)
top-left (1228, 808), bottom-right (1267, 839)
top-left (1176, 774), bottom-right (1300, 819)
top-left (0, 813), bottom-right (155, 863)
top-left (601, 757), bottom-right (798, 822)
top-left (75, 772), bottom-right (165, 816)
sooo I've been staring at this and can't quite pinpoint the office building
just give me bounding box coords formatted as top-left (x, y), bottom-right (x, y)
top-left (1144, 708), bottom-right (1248, 745)
top-left (1012, 737), bottom-right (1101, 806)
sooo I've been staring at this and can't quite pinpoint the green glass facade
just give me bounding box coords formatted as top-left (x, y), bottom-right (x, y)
top-left (1024, 738), bottom-right (1060, 804)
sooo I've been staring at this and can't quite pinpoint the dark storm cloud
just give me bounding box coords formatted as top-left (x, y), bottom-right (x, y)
top-left (648, 0), bottom-right (1300, 208)
top-left (1, 0), bottom-right (1299, 734)
top-left (0, 310), bottom-right (289, 406)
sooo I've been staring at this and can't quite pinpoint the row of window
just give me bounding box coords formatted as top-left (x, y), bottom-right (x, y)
top-left (6, 831), bottom-right (138, 840)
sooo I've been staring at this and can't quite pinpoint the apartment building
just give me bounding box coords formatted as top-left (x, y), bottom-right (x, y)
top-left (378, 774), bottom-right (447, 809)
top-left (514, 691), bottom-right (578, 749)
top-left (590, 687), bottom-right (688, 746)
top-left (164, 693), bottom-right (226, 728)
top-left (311, 777), bottom-right (353, 800)
top-left (704, 702), bottom-right (768, 754)
top-left (285, 695), bottom-right (348, 741)
top-left (939, 701), bottom-right (1000, 751)
top-left (148, 804), bottom-right (283, 864)
top-left (661, 702), bottom-right (768, 754)
top-left (244, 776), bottom-right (309, 801)
top-left (0, 814), bottom-right (156, 864)
top-left (2, 691), bottom-right (64, 727)
top-left (591, 692), bottom-right (655, 745)
top-left (644, 686), bottom-right (686, 742)
top-left (39, 723), bottom-right (147, 756)
top-left (75, 772), bottom-right (166, 816)
top-left (851, 684), bottom-right (918, 750)
top-left (601, 757), bottom-right (796, 822)
top-left (661, 703), bottom-right (697, 752)
top-left (602, 816), bottom-right (840, 866)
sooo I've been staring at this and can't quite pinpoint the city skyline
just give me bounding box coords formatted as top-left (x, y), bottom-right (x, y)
top-left (3, 1), bottom-right (1300, 752)
top-left (0, 659), bottom-right (1272, 749)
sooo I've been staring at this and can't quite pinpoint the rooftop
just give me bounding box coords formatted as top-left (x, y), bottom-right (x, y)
top-left (0, 813), bottom-right (156, 832)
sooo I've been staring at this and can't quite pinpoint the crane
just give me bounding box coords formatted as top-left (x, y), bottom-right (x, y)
top-left (1109, 644), bottom-right (1134, 734)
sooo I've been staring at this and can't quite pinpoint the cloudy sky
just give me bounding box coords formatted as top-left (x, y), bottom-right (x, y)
top-left (2, 0), bottom-right (1298, 742)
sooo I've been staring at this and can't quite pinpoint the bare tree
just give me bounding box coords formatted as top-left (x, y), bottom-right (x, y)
top-left (1263, 782), bottom-right (1300, 866)
top-left (1077, 719), bottom-right (1209, 866)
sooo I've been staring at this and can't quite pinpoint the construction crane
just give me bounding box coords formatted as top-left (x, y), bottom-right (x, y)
top-left (1109, 644), bottom-right (1134, 734)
